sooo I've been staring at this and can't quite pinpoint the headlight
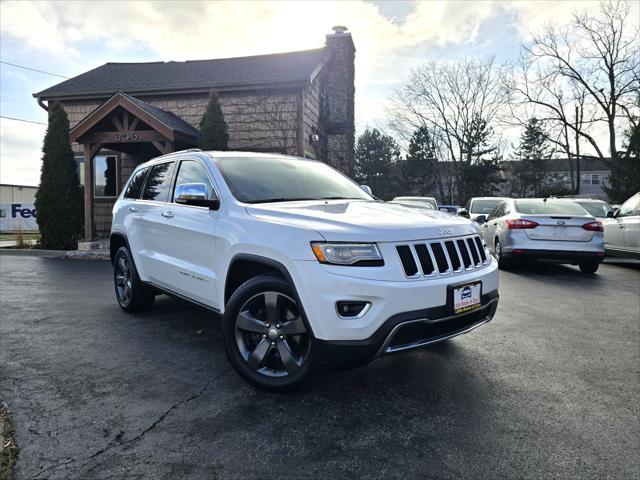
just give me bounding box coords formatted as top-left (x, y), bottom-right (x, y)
top-left (311, 242), bottom-right (384, 266)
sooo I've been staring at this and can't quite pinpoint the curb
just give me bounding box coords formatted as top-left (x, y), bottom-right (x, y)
top-left (0, 248), bottom-right (67, 258)
top-left (0, 248), bottom-right (109, 260)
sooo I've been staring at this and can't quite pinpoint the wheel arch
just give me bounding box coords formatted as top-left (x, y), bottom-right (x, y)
top-left (224, 254), bottom-right (296, 306)
top-left (109, 231), bottom-right (131, 265)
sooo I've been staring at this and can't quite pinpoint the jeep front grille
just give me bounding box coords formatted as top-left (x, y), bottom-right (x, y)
top-left (395, 234), bottom-right (489, 278)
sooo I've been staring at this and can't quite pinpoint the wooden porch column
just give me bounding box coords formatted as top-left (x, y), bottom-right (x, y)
top-left (83, 144), bottom-right (95, 241)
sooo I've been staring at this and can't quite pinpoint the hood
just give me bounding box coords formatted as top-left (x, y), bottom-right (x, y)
top-left (246, 200), bottom-right (480, 242)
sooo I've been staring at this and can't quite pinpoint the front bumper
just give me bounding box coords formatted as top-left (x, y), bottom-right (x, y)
top-left (289, 257), bottom-right (499, 342)
top-left (316, 293), bottom-right (499, 366)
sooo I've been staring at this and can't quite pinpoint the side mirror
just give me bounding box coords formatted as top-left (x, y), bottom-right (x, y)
top-left (457, 208), bottom-right (470, 219)
top-left (475, 214), bottom-right (487, 224)
top-left (175, 183), bottom-right (219, 210)
top-left (360, 185), bottom-right (373, 195)
top-left (607, 209), bottom-right (616, 218)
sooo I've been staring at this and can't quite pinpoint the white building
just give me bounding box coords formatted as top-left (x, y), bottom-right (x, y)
top-left (0, 184), bottom-right (38, 232)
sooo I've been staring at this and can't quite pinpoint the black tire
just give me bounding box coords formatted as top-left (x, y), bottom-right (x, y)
top-left (113, 246), bottom-right (155, 313)
top-left (579, 261), bottom-right (599, 274)
top-left (495, 239), bottom-right (510, 270)
top-left (223, 275), bottom-right (318, 392)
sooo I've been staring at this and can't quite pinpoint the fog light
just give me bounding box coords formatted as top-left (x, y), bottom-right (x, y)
top-left (336, 301), bottom-right (369, 318)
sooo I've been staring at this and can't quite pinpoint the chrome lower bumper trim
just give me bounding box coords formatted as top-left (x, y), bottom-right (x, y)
top-left (377, 297), bottom-right (498, 356)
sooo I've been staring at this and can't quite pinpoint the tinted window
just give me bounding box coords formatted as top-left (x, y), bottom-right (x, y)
top-left (515, 200), bottom-right (588, 215)
top-left (217, 156), bottom-right (372, 203)
top-left (142, 162), bottom-right (174, 202)
top-left (173, 161), bottom-right (214, 201)
top-left (492, 202), bottom-right (506, 218)
top-left (617, 194), bottom-right (640, 217)
top-left (576, 201), bottom-right (613, 218)
top-left (124, 167), bottom-right (148, 199)
top-left (470, 199), bottom-right (504, 214)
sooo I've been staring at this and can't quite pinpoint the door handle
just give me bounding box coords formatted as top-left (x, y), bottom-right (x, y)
top-left (128, 207), bottom-right (138, 212)
top-left (161, 211), bottom-right (174, 218)
top-left (492, 222), bottom-right (497, 226)
top-left (618, 224), bottom-right (624, 229)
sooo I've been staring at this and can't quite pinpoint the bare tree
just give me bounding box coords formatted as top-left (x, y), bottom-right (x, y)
top-left (388, 57), bottom-right (508, 203)
top-left (506, 0), bottom-right (639, 195)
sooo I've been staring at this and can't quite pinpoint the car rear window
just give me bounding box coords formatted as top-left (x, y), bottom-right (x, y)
top-left (514, 200), bottom-right (588, 216)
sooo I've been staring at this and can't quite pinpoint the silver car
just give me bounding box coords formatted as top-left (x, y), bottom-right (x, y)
top-left (466, 197), bottom-right (510, 223)
top-left (602, 192), bottom-right (640, 259)
top-left (480, 198), bottom-right (605, 273)
top-left (391, 196), bottom-right (438, 210)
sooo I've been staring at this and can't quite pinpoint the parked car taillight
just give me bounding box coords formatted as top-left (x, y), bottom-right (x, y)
top-left (581, 221), bottom-right (604, 232)
top-left (506, 219), bottom-right (539, 229)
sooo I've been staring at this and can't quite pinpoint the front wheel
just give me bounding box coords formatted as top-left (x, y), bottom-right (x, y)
top-left (223, 275), bottom-right (318, 391)
top-left (579, 261), bottom-right (599, 274)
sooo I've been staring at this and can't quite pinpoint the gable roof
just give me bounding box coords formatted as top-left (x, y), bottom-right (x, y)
top-left (69, 92), bottom-right (198, 144)
top-left (34, 48), bottom-right (328, 100)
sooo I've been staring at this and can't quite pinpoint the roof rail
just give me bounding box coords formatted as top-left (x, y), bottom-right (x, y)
top-left (184, 148), bottom-right (202, 153)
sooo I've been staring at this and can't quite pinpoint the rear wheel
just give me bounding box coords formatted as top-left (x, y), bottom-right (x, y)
top-left (579, 261), bottom-right (599, 274)
top-left (494, 239), bottom-right (510, 270)
top-left (113, 246), bottom-right (155, 312)
top-left (223, 275), bottom-right (318, 391)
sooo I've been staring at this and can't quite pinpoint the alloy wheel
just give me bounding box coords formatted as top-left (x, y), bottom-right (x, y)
top-left (115, 255), bottom-right (133, 306)
top-left (234, 291), bottom-right (310, 378)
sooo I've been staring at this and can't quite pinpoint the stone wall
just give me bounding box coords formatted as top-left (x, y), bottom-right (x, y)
top-left (142, 91), bottom-right (300, 155)
top-left (302, 75), bottom-right (326, 160)
top-left (323, 32), bottom-right (356, 177)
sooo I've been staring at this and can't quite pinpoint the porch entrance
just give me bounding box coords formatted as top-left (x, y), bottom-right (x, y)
top-left (69, 92), bottom-right (199, 240)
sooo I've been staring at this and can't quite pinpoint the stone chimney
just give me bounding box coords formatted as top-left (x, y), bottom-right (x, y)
top-left (324, 26), bottom-right (356, 177)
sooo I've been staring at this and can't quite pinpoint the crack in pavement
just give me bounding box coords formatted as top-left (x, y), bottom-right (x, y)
top-left (29, 373), bottom-right (224, 479)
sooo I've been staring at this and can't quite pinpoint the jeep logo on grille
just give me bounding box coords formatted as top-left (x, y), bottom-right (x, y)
top-left (438, 227), bottom-right (454, 236)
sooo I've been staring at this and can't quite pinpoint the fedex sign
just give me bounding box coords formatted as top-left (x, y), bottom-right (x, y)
top-left (0, 203), bottom-right (38, 232)
top-left (12, 204), bottom-right (36, 218)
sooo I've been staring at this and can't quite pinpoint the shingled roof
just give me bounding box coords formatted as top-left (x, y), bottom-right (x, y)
top-left (34, 48), bottom-right (329, 100)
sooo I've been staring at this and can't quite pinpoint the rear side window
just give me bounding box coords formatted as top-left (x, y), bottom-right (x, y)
top-left (515, 200), bottom-right (587, 216)
top-left (488, 202), bottom-right (505, 219)
top-left (577, 202), bottom-right (613, 218)
top-left (123, 167), bottom-right (148, 199)
top-left (142, 162), bottom-right (174, 202)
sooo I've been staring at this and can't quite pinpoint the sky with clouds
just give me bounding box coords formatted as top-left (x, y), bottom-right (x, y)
top-left (1, 0), bottom-right (636, 186)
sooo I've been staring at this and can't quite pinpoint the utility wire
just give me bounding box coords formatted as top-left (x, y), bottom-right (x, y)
top-left (0, 115), bottom-right (47, 125)
top-left (0, 61), bottom-right (68, 79)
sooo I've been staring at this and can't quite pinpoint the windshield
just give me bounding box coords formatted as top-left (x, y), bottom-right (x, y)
top-left (217, 156), bottom-right (373, 204)
top-left (393, 198), bottom-right (437, 209)
top-left (577, 201), bottom-right (613, 218)
top-left (515, 200), bottom-right (588, 216)
top-left (471, 199), bottom-right (504, 213)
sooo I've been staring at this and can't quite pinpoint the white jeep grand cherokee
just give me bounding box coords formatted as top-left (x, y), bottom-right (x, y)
top-left (110, 150), bottom-right (499, 391)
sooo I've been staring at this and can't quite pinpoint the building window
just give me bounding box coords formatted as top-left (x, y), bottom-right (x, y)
top-left (0, 209), bottom-right (5, 218)
top-left (95, 155), bottom-right (118, 197)
top-left (591, 174), bottom-right (600, 185)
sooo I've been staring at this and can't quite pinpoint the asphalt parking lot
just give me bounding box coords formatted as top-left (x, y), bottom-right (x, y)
top-left (1, 255), bottom-right (638, 480)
